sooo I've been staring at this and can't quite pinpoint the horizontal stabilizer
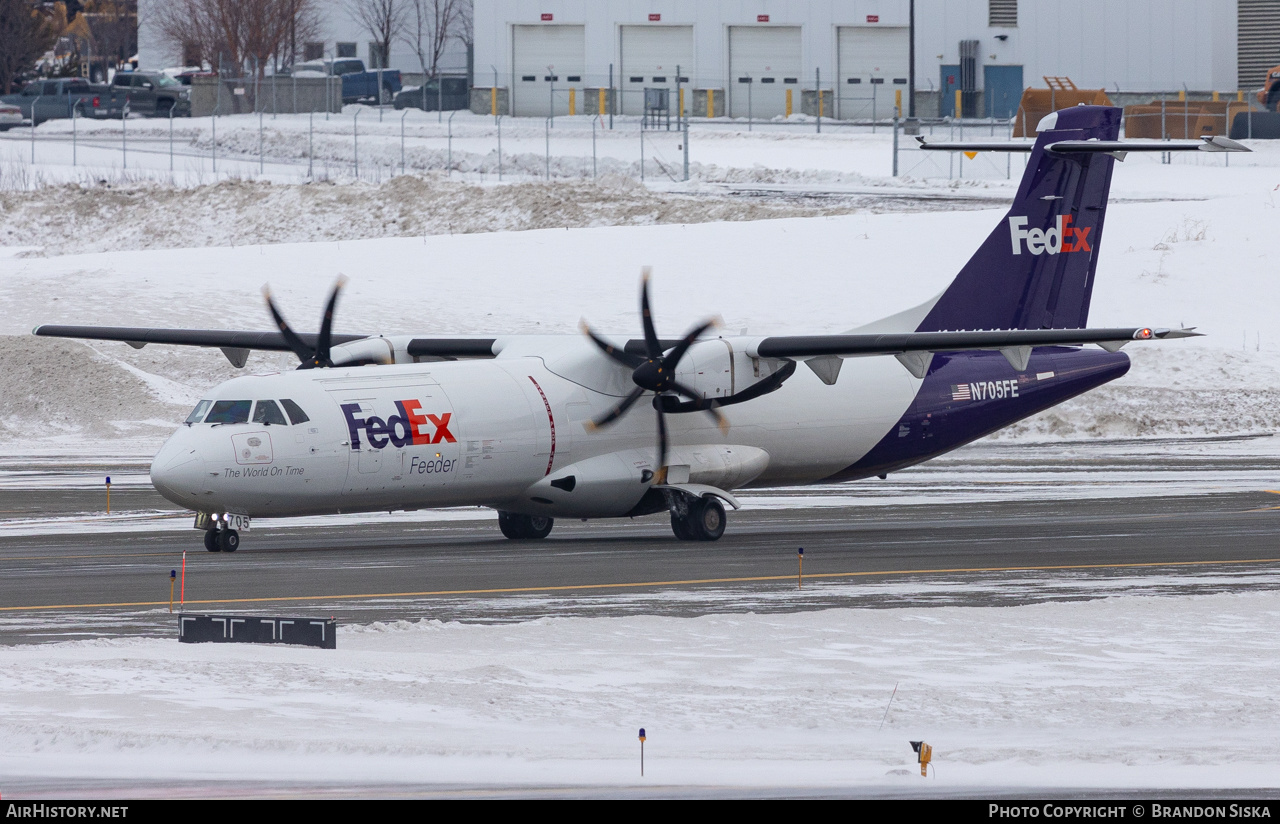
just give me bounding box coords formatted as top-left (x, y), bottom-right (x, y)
top-left (917, 135), bottom-right (1250, 154)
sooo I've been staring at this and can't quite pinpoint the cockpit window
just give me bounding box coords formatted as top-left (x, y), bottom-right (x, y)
top-left (252, 400), bottom-right (288, 425)
top-left (185, 400), bottom-right (212, 424)
top-left (280, 398), bottom-right (310, 425)
top-left (204, 400), bottom-right (251, 424)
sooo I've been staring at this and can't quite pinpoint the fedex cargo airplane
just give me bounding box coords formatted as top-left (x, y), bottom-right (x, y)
top-left (35, 106), bottom-right (1244, 551)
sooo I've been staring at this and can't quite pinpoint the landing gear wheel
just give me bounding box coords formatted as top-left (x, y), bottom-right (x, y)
top-left (670, 496), bottom-right (726, 541)
top-left (217, 529), bottom-right (240, 552)
top-left (498, 512), bottom-right (555, 540)
top-left (693, 496), bottom-right (726, 541)
top-left (204, 529), bottom-right (220, 552)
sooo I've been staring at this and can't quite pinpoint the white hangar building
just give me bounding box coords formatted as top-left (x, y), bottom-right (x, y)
top-left (474, 0), bottom-right (1278, 118)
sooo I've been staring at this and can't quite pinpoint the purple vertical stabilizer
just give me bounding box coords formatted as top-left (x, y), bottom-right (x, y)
top-left (915, 105), bottom-right (1123, 333)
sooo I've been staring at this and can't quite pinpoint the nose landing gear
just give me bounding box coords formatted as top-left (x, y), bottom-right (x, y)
top-left (203, 528), bottom-right (240, 552)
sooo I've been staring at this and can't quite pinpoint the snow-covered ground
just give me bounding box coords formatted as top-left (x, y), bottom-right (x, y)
top-left (5, 591), bottom-right (1280, 792)
top-left (3, 111), bottom-right (1280, 795)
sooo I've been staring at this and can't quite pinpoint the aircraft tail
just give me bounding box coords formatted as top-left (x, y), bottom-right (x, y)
top-left (914, 105), bottom-right (1122, 333)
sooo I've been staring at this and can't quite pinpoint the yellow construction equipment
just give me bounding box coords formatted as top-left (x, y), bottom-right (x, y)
top-left (1012, 77), bottom-right (1113, 137)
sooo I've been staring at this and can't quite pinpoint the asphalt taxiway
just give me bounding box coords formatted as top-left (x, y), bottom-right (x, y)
top-left (3, 460), bottom-right (1280, 643)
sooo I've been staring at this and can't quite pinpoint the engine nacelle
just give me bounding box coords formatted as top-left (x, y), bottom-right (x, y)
top-left (517, 449), bottom-right (654, 518)
top-left (673, 338), bottom-right (794, 402)
top-left (514, 445), bottom-right (770, 519)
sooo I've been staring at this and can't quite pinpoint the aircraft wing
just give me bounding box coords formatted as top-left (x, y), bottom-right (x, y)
top-left (746, 326), bottom-right (1200, 359)
top-left (737, 326), bottom-right (1201, 380)
top-left (32, 325), bottom-right (370, 351)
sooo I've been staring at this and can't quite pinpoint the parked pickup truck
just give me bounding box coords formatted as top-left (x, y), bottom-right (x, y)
top-left (0, 78), bottom-right (127, 126)
top-left (292, 59), bottom-right (401, 104)
top-left (110, 71), bottom-right (192, 116)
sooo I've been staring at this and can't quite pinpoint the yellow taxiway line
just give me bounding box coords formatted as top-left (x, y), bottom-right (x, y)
top-left (4, 556), bottom-right (1280, 612)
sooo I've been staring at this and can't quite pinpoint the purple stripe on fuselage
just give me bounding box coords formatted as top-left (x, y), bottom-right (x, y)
top-left (827, 347), bottom-right (1129, 482)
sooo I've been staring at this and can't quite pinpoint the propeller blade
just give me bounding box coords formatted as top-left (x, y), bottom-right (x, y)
top-left (654, 402), bottom-right (668, 478)
top-left (639, 267), bottom-right (661, 359)
top-left (315, 275), bottom-right (347, 368)
top-left (262, 285), bottom-right (316, 364)
top-left (585, 386), bottom-right (646, 431)
top-left (580, 319), bottom-right (645, 369)
top-left (664, 318), bottom-right (719, 370)
top-left (671, 381), bottom-right (730, 434)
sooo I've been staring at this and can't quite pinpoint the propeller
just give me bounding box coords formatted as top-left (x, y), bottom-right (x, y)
top-left (580, 268), bottom-right (729, 478)
top-left (264, 276), bottom-right (374, 369)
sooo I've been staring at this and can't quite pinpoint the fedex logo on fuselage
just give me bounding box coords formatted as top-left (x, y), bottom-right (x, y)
top-left (341, 400), bottom-right (455, 451)
top-left (1008, 215), bottom-right (1092, 256)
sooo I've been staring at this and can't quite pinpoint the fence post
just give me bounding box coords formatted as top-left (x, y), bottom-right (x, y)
top-left (169, 105), bottom-right (174, 172)
top-left (71, 100), bottom-right (77, 166)
top-left (401, 108), bottom-right (407, 175)
top-left (892, 115), bottom-right (899, 177)
top-left (353, 108), bottom-right (360, 179)
top-left (683, 115), bottom-right (689, 181)
top-left (640, 126), bottom-right (644, 181)
top-left (592, 115), bottom-right (597, 178)
top-left (259, 111), bottom-right (264, 174)
top-left (308, 110), bottom-right (313, 178)
top-left (448, 109), bottom-right (456, 176)
top-left (545, 116), bottom-right (551, 179)
top-left (30, 94), bottom-right (43, 163)
top-left (122, 96), bottom-right (127, 169)
top-left (815, 67), bottom-right (821, 134)
top-left (497, 115), bottom-right (503, 180)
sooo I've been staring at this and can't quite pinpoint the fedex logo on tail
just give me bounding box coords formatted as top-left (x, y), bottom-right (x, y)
top-left (341, 400), bottom-right (456, 451)
top-left (1008, 215), bottom-right (1093, 256)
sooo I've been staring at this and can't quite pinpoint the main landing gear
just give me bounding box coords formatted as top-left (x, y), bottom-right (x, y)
top-left (669, 494), bottom-right (726, 542)
top-left (203, 527), bottom-right (240, 552)
top-left (498, 511), bottom-right (554, 540)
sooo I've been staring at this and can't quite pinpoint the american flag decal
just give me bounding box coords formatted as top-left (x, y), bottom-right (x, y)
top-left (950, 383), bottom-right (971, 401)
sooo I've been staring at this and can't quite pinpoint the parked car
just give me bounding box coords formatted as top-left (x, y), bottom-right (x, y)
top-left (110, 71), bottom-right (192, 116)
top-left (393, 77), bottom-right (469, 111)
top-left (292, 59), bottom-right (401, 104)
top-left (0, 78), bottom-right (128, 126)
top-left (0, 101), bottom-right (22, 130)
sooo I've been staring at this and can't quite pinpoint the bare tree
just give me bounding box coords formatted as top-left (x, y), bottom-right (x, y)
top-left (154, 0), bottom-right (317, 75)
top-left (345, 0), bottom-right (406, 70)
top-left (0, 0), bottom-right (56, 93)
top-left (402, 0), bottom-right (462, 80)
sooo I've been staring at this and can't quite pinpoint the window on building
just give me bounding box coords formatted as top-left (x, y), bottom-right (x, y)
top-left (368, 42), bottom-right (389, 69)
top-left (181, 41), bottom-right (202, 67)
top-left (336, 42), bottom-right (357, 58)
top-left (304, 42), bottom-right (324, 61)
top-left (989, 0), bottom-right (1017, 27)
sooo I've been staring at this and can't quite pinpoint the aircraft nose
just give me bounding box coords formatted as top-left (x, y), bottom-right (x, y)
top-left (150, 439), bottom-right (207, 507)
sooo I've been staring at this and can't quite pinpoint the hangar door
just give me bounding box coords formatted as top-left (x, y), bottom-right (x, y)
top-left (512, 24), bottom-right (585, 117)
top-left (837, 26), bottom-right (909, 121)
top-left (728, 26), bottom-right (802, 119)
top-left (620, 25), bottom-right (693, 116)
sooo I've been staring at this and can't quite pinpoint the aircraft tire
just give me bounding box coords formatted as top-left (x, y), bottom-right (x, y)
top-left (498, 512), bottom-right (554, 540)
top-left (204, 529), bottom-right (220, 552)
top-left (218, 529), bottom-right (240, 552)
top-left (525, 515), bottom-right (553, 539)
top-left (691, 497), bottom-right (726, 541)
top-left (670, 512), bottom-right (697, 541)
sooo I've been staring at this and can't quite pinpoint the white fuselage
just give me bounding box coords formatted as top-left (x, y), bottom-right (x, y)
top-left (149, 335), bottom-right (920, 520)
